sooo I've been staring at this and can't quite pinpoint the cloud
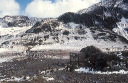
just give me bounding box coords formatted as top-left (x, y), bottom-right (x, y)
top-left (0, 0), bottom-right (20, 17)
top-left (25, 0), bottom-right (100, 18)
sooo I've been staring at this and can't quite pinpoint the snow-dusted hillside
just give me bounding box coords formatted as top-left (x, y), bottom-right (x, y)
top-left (0, 26), bottom-right (31, 36)
top-left (113, 17), bottom-right (128, 40)
top-left (0, 26), bottom-right (32, 52)
top-left (58, 0), bottom-right (128, 42)
top-left (0, 18), bottom-right (127, 53)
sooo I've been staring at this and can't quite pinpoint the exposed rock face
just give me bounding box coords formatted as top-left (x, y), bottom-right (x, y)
top-left (26, 19), bottom-right (61, 33)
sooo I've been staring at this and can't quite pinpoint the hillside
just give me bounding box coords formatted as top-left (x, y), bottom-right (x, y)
top-left (59, 0), bottom-right (128, 39)
top-left (0, 0), bottom-right (128, 52)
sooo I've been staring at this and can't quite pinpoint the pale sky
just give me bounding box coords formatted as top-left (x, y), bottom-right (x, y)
top-left (0, 0), bottom-right (100, 18)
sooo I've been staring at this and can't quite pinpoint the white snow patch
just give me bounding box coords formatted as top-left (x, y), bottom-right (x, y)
top-left (0, 46), bottom-right (27, 53)
top-left (75, 67), bottom-right (91, 73)
top-left (31, 39), bottom-right (127, 52)
top-left (0, 57), bottom-right (12, 63)
top-left (0, 55), bottom-right (20, 63)
top-left (115, 17), bottom-right (128, 40)
top-left (0, 26), bottom-right (32, 36)
top-left (75, 67), bottom-right (128, 74)
top-left (0, 76), bottom-right (31, 82)
top-left (0, 77), bottom-right (24, 82)
top-left (0, 48), bottom-right (9, 53)
top-left (43, 76), bottom-right (54, 81)
top-left (67, 22), bottom-right (80, 28)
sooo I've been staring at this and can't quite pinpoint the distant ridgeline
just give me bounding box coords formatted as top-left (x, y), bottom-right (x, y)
top-left (0, 15), bottom-right (51, 27)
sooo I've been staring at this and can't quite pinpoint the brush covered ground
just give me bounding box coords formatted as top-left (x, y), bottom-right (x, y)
top-left (0, 50), bottom-right (128, 83)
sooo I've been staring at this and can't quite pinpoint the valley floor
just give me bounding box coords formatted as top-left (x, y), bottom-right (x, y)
top-left (0, 50), bottom-right (127, 83)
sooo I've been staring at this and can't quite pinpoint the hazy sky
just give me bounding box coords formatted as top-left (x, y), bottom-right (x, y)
top-left (0, 0), bottom-right (100, 18)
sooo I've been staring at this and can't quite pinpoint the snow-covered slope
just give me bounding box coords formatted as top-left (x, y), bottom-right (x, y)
top-left (58, 0), bottom-right (128, 41)
top-left (0, 18), bottom-right (127, 52)
top-left (0, 26), bottom-right (32, 52)
top-left (0, 26), bottom-right (31, 36)
top-left (113, 17), bottom-right (128, 40)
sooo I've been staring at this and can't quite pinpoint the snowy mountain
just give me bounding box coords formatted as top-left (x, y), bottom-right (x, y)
top-left (0, 15), bottom-right (45, 27)
top-left (59, 0), bottom-right (128, 40)
top-left (0, 0), bottom-right (128, 52)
